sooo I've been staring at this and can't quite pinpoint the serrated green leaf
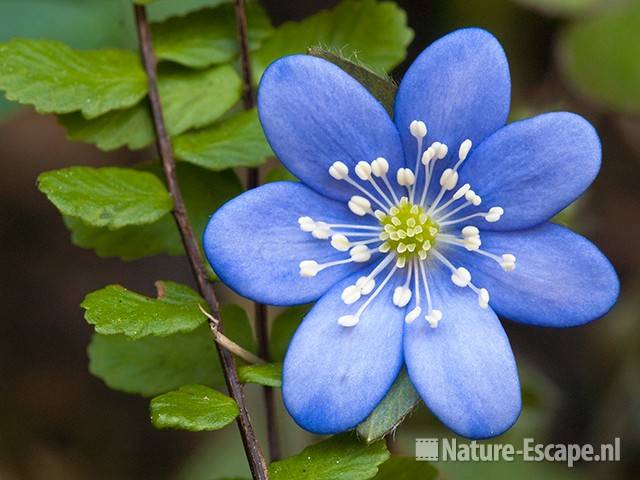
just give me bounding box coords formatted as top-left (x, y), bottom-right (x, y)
top-left (237, 362), bottom-right (282, 387)
top-left (82, 281), bottom-right (205, 338)
top-left (0, 39), bottom-right (146, 118)
top-left (150, 384), bottom-right (239, 431)
top-left (373, 457), bottom-right (438, 480)
top-left (64, 164), bottom-right (241, 260)
top-left (558, 2), bottom-right (640, 113)
top-left (252, 0), bottom-right (413, 80)
top-left (174, 109), bottom-right (271, 170)
top-left (88, 304), bottom-right (255, 397)
top-left (153, 3), bottom-right (273, 69)
top-left (309, 48), bottom-right (397, 115)
top-left (270, 305), bottom-right (309, 362)
top-left (269, 434), bottom-right (390, 480)
top-left (38, 167), bottom-right (172, 229)
top-left (59, 64), bottom-right (242, 151)
top-left (357, 370), bottom-right (420, 444)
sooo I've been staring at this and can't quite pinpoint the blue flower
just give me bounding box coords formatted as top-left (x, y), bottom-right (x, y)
top-left (203, 28), bottom-right (619, 439)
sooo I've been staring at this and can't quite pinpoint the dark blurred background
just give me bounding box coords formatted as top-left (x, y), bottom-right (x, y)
top-left (1, 0), bottom-right (638, 479)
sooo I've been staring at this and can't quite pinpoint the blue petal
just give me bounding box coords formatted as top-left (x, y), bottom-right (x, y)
top-left (203, 182), bottom-right (378, 306)
top-left (283, 268), bottom-right (405, 434)
top-left (394, 28), bottom-right (510, 185)
top-left (258, 55), bottom-right (405, 202)
top-left (448, 223), bottom-right (619, 327)
top-left (456, 112), bottom-right (601, 230)
top-left (404, 262), bottom-right (521, 439)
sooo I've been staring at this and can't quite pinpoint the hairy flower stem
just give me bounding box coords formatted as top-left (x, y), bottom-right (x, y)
top-left (133, 5), bottom-right (269, 479)
top-left (233, 0), bottom-right (282, 462)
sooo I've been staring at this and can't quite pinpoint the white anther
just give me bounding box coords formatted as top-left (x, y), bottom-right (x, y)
top-left (421, 147), bottom-right (435, 165)
top-left (486, 206), bottom-right (504, 222)
top-left (393, 286), bottom-right (412, 307)
top-left (299, 260), bottom-right (320, 277)
top-left (478, 288), bottom-right (490, 309)
top-left (405, 306), bottom-right (422, 324)
top-left (453, 183), bottom-right (471, 200)
top-left (462, 226), bottom-right (479, 237)
top-left (500, 253), bottom-right (516, 271)
top-left (311, 221), bottom-right (332, 239)
top-left (298, 216), bottom-right (315, 232)
top-left (371, 157), bottom-right (389, 177)
top-left (396, 168), bottom-right (416, 186)
top-left (356, 276), bottom-right (375, 295)
top-left (355, 161), bottom-right (373, 181)
top-left (437, 143), bottom-right (449, 159)
top-left (458, 139), bottom-right (472, 161)
top-left (463, 236), bottom-right (481, 251)
top-left (329, 161), bottom-right (349, 180)
top-left (330, 234), bottom-right (350, 251)
top-left (439, 168), bottom-right (459, 191)
top-left (410, 120), bottom-right (427, 139)
top-left (348, 195), bottom-right (372, 216)
top-left (338, 314), bottom-right (359, 327)
top-left (350, 244), bottom-right (372, 262)
top-left (425, 309), bottom-right (442, 328)
top-left (341, 285), bottom-right (362, 305)
top-left (451, 267), bottom-right (471, 287)
top-left (471, 194), bottom-right (482, 206)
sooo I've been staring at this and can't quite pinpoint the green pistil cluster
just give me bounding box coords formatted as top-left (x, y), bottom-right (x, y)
top-left (378, 198), bottom-right (439, 265)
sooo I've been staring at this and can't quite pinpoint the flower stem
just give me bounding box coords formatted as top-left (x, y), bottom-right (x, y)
top-left (233, 0), bottom-right (282, 462)
top-left (133, 5), bottom-right (269, 479)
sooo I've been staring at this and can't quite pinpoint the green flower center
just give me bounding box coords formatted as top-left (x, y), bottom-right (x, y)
top-left (378, 197), bottom-right (439, 265)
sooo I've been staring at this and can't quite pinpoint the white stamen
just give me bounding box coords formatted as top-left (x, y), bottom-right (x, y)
top-left (421, 147), bottom-right (435, 166)
top-left (356, 275), bottom-right (376, 295)
top-left (405, 306), bottom-right (422, 324)
top-left (425, 309), bottom-right (442, 328)
top-left (439, 168), bottom-right (459, 191)
top-left (478, 288), bottom-right (490, 309)
top-left (409, 120), bottom-right (427, 139)
top-left (396, 168), bottom-right (416, 186)
top-left (437, 143), bottom-right (448, 159)
top-left (311, 221), bottom-right (332, 239)
top-left (350, 244), bottom-right (372, 262)
top-left (330, 234), bottom-right (350, 251)
top-left (348, 195), bottom-right (372, 216)
top-left (341, 285), bottom-right (362, 305)
top-left (329, 161), bottom-right (349, 180)
top-left (486, 206), bottom-right (504, 222)
top-left (393, 286), bottom-right (412, 307)
top-left (338, 314), bottom-right (360, 327)
top-left (462, 225), bottom-right (479, 237)
top-left (355, 161), bottom-right (373, 181)
top-left (501, 253), bottom-right (516, 271)
top-left (458, 139), bottom-right (472, 162)
top-left (371, 157), bottom-right (389, 177)
top-left (451, 267), bottom-right (471, 287)
top-left (299, 260), bottom-right (320, 277)
top-left (298, 216), bottom-right (315, 232)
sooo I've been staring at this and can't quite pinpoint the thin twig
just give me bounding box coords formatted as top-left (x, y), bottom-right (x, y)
top-left (133, 6), bottom-right (269, 479)
top-left (233, 0), bottom-right (282, 462)
top-left (199, 305), bottom-right (267, 365)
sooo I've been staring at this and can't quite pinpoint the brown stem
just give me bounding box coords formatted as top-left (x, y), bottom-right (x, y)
top-left (133, 6), bottom-right (269, 479)
top-left (233, 0), bottom-right (282, 462)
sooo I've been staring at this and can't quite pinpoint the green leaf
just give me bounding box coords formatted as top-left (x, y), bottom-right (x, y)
top-left (0, 39), bottom-right (146, 118)
top-left (59, 64), bottom-right (242, 151)
top-left (174, 109), bottom-right (271, 170)
top-left (237, 362), bottom-right (282, 387)
top-left (269, 434), bottom-right (390, 480)
top-left (309, 48), bottom-right (397, 115)
top-left (264, 166), bottom-right (297, 183)
top-left (153, 3), bottom-right (273, 69)
top-left (147, 0), bottom-right (231, 22)
top-left (38, 167), bottom-right (172, 229)
top-left (373, 458), bottom-right (438, 480)
top-left (252, 0), bottom-right (413, 80)
top-left (150, 384), bottom-right (239, 431)
top-left (82, 281), bottom-right (205, 338)
top-left (88, 304), bottom-right (255, 396)
top-left (270, 305), bottom-right (309, 362)
top-left (64, 164), bottom-right (241, 260)
top-left (357, 370), bottom-right (420, 444)
top-left (558, 2), bottom-right (640, 113)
